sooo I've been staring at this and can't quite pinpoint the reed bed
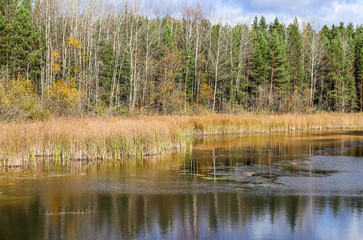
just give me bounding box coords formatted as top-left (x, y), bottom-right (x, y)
top-left (0, 113), bottom-right (362, 167)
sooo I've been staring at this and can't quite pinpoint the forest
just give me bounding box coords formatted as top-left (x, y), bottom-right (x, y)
top-left (1, 0), bottom-right (363, 120)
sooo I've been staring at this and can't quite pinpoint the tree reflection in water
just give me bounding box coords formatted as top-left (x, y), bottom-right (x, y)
top-left (0, 131), bottom-right (363, 240)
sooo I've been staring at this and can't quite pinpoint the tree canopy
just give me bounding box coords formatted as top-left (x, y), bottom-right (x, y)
top-left (1, 0), bottom-right (363, 119)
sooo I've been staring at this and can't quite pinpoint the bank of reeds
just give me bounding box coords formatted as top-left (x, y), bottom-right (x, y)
top-left (0, 113), bottom-right (362, 167)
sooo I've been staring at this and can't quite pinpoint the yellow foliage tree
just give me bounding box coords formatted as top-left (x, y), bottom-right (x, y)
top-left (0, 78), bottom-right (47, 120)
top-left (46, 38), bottom-right (86, 116)
top-left (47, 79), bottom-right (81, 115)
top-left (67, 37), bottom-right (83, 50)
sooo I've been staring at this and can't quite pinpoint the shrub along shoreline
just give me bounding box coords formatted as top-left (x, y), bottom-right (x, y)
top-left (0, 113), bottom-right (362, 167)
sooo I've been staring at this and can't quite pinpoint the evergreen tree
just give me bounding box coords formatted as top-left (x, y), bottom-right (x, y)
top-left (324, 25), bottom-right (357, 111)
top-left (98, 39), bottom-right (115, 99)
top-left (287, 18), bottom-right (303, 92)
top-left (269, 28), bottom-right (291, 97)
top-left (252, 16), bottom-right (258, 30)
top-left (354, 25), bottom-right (363, 111)
top-left (250, 16), bottom-right (270, 91)
top-left (7, 0), bottom-right (44, 81)
top-left (164, 23), bottom-right (176, 48)
top-left (0, 5), bottom-right (6, 67)
top-left (259, 16), bottom-right (268, 31)
top-left (0, 0), bottom-right (16, 71)
top-left (270, 17), bottom-right (284, 36)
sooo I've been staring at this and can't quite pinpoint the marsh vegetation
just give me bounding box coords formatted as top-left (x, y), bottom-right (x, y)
top-left (0, 113), bottom-right (362, 171)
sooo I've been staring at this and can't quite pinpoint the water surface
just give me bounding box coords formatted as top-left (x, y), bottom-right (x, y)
top-left (0, 131), bottom-right (363, 239)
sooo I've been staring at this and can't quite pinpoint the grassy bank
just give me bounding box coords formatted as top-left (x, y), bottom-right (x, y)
top-left (0, 113), bottom-right (362, 167)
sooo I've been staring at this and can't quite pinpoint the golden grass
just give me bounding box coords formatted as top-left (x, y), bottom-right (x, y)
top-left (0, 113), bottom-right (362, 167)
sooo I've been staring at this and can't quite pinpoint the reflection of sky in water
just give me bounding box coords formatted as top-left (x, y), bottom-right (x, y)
top-left (0, 131), bottom-right (363, 240)
top-left (1, 187), bottom-right (362, 239)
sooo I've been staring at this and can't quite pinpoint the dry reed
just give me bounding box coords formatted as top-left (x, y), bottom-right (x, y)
top-left (0, 113), bottom-right (362, 166)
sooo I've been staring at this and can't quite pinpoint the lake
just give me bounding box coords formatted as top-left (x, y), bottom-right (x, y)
top-left (0, 131), bottom-right (363, 239)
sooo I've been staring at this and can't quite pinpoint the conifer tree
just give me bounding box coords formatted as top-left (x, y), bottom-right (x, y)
top-left (354, 25), bottom-right (363, 111)
top-left (98, 38), bottom-right (115, 105)
top-left (250, 17), bottom-right (270, 91)
top-left (0, 6), bottom-right (6, 67)
top-left (288, 18), bottom-right (303, 92)
top-left (7, 0), bottom-right (44, 82)
top-left (0, 0), bottom-right (16, 72)
top-left (324, 25), bottom-right (357, 112)
top-left (269, 28), bottom-right (291, 98)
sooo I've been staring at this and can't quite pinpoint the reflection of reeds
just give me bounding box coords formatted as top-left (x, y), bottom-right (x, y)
top-left (0, 113), bottom-right (362, 166)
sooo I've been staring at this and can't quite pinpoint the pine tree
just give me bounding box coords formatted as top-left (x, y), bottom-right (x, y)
top-left (354, 25), bottom-right (363, 111)
top-left (269, 28), bottom-right (291, 98)
top-left (98, 38), bottom-right (115, 105)
top-left (325, 25), bottom-right (357, 112)
top-left (252, 16), bottom-right (258, 30)
top-left (0, 0), bottom-right (17, 72)
top-left (164, 23), bottom-right (176, 48)
top-left (250, 16), bottom-right (270, 91)
top-left (7, 0), bottom-right (44, 82)
top-left (288, 18), bottom-right (303, 92)
top-left (0, 6), bottom-right (6, 67)
top-left (270, 17), bottom-right (284, 36)
top-left (259, 16), bottom-right (268, 31)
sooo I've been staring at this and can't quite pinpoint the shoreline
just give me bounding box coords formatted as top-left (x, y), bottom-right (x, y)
top-left (0, 113), bottom-right (362, 168)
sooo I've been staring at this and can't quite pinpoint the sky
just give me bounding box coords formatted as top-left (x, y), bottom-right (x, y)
top-left (147, 0), bottom-right (363, 27)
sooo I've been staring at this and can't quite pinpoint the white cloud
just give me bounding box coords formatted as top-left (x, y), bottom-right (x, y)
top-left (134, 0), bottom-right (363, 27)
top-left (209, 3), bottom-right (249, 25)
top-left (206, 0), bottom-right (300, 26)
top-left (223, 0), bottom-right (363, 27)
top-left (319, 0), bottom-right (363, 26)
top-left (251, 0), bottom-right (313, 10)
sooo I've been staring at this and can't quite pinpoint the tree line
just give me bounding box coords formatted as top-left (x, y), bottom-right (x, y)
top-left (1, 0), bottom-right (363, 119)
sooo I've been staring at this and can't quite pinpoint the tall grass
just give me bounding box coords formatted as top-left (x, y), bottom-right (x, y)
top-left (0, 113), bottom-right (362, 167)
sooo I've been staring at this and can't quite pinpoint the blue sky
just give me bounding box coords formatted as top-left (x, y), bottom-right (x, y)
top-left (144, 0), bottom-right (363, 27)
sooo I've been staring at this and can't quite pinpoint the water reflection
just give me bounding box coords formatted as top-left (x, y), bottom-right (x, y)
top-left (0, 131), bottom-right (363, 239)
top-left (183, 131), bottom-right (363, 186)
top-left (0, 189), bottom-right (362, 240)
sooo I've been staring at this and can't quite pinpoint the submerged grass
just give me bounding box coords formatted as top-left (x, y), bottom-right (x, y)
top-left (0, 113), bottom-right (362, 167)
